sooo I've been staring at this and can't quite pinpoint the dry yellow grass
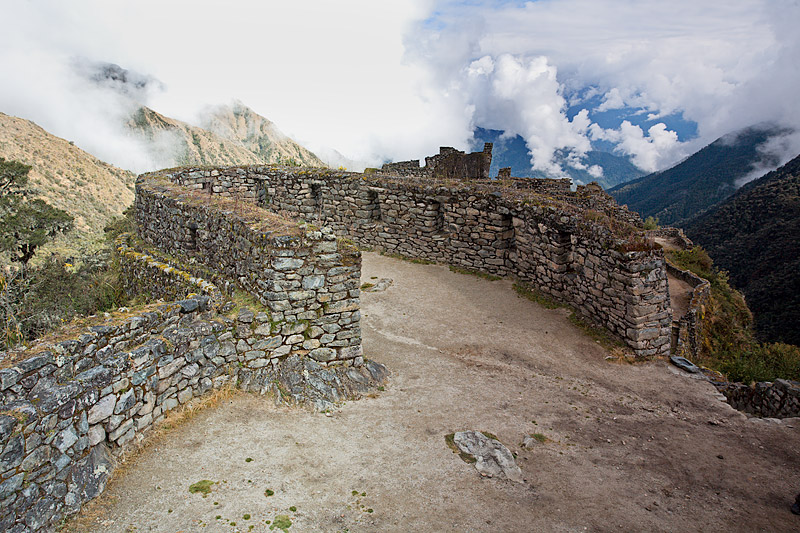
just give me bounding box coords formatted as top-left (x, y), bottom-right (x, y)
top-left (0, 112), bottom-right (136, 256)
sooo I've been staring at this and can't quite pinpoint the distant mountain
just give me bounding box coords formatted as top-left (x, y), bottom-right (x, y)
top-left (127, 104), bottom-right (325, 168)
top-left (198, 102), bottom-right (325, 167)
top-left (608, 125), bottom-right (791, 226)
top-left (471, 127), bottom-right (644, 189)
top-left (684, 154), bottom-right (800, 346)
top-left (0, 112), bottom-right (135, 248)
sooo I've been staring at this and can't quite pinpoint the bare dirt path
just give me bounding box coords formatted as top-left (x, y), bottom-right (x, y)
top-left (70, 252), bottom-right (800, 532)
top-left (667, 272), bottom-right (693, 321)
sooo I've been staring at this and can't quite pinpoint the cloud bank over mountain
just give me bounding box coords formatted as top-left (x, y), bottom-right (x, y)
top-left (1, 0), bottom-right (798, 176)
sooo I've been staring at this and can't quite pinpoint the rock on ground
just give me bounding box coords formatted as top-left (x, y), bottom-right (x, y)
top-left (453, 430), bottom-right (523, 483)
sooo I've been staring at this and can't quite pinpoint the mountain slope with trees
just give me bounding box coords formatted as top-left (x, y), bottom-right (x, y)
top-left (0, 112), bottom-right (135, 251)
top-left (684, 153), bottom-right (800, 346)
top-left (609, 125), bottom-right (789, 226)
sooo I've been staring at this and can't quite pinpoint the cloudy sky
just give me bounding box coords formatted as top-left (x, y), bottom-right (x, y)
top-left (1, 0), bottom-right (798, 175)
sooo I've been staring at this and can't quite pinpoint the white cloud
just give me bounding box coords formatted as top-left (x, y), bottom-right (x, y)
top-left (0, 0), bottom-right (798, 177)
top-left (596, 88), bottom-right (625, 112)
top-left (425, 0), bottom-right (800, 169)
top-left (590, 121), bottom-right (685, 172)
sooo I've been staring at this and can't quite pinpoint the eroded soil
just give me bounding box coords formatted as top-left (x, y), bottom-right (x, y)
top-left (68, 252), bottom-right (800, 532)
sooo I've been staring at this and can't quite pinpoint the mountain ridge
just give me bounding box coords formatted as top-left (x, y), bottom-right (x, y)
top-left (609, 124), bottom-right (792, 226)
top-left (684, 153), bottom-right (800, 345)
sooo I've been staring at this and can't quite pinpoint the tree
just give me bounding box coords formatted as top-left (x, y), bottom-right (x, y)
top-left (0, 157), bottom-right (73, 268)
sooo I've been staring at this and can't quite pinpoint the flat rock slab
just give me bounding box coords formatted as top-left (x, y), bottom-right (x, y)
top-left (453, 430), bottom-right (523, 482)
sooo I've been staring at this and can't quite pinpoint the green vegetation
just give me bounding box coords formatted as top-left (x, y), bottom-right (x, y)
top-left (667, 247), bottom-right (800, 383)
top-left (444, 433), bottom-right (476, 464)
top-left (513, 282), bottom-right (628, 352)
top-left (360, 282), bottom-right (374, 290)
top-left (684, 153), bottom-right (800, 346)
top-left (448, 265), bottom-right (501, 281)
top-left (270, 514), bottom-right (292, 531)
top-left (0, 158), bottom-right (128, 349)
top-left (0, 157), bottom-right (73, 267)
top-left (379, 251), bottom-right (435, 265)
top-left (188, 480), bottom-right (215, 497)
top-left (513, 282), bottom-right (561, 309)
top-left (264, 489), bottom-right (275, 497)
top-left (532, 433), bottom-right (547, 443)
top-left (643, 216), bottom-right (659, 230)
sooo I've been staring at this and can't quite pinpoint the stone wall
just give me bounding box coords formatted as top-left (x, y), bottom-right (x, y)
top-left (155, 166), bottom-right (672, 358)
top-left (134, 178), bottom-right (362, 365)
top-left (0, 286), bottom-right (385, 530)
top-left (380, 144), bottom-right (493, 180)
top-left (718, 379), bottom-right (800, 418)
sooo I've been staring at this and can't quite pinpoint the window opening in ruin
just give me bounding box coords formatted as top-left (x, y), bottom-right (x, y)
top-left (430, 201), bottom-right (446, 237)
top-left (556, 230), bottom-right (574, 273)
top-left (188, 222), bottom-right (198, 250)
top-left (310, 183), bottom-right (324, 222)
top-left (258, 182), bottom-right (271, 208)
top-left (496, 213), bottom-right (516, 259)
top-left (367, 190), bottom-right (382, 221)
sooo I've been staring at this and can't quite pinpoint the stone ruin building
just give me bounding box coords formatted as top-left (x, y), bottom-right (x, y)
top-left (380, 143), bottom-right (494, 180)
top-left (0, 147), bottom-right (690, 530)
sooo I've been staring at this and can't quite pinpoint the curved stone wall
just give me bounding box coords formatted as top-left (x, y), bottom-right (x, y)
top-left (155, 166), bottom-right (672, 358)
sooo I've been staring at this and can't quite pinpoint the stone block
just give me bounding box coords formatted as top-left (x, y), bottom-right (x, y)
top-left (87, 395), bottom-right (116, 425)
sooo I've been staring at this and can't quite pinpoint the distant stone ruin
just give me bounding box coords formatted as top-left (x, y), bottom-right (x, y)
top-left (381, 143), bottom-right (493, 180)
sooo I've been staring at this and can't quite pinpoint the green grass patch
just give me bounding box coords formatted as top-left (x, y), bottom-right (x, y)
top-left (360, 282), bottom-right (374, 290)
top-left (188, 480), bottom-right (215, 497)
top-left (380, 251), bottom-right (435, 265)
top-left (264, 489), bottom-right (275, 497)
top-left (444, 433), bottom-right (476, 464)
top-left (270, 514), bottom-right (292, 531)
top-left (532, 433), bottom-right (547, 443)
top-left (512, 282), bottom-right (561, 309)
top-left (449, 265), bottom-right (501, 281)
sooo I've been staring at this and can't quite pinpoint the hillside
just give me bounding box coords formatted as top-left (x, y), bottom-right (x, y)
top-left (609, 125), bottom-right (789, 226)
top-left (684, 154), bottom-right (800, 345)
top-left (199, 102), bottom-right (325, 167)
top-left (128, 104), bottom-right (324, 168)
top-left (472, 127), bottom-right (644, 189)
top-left (0, 112), bottom-right (135, 248)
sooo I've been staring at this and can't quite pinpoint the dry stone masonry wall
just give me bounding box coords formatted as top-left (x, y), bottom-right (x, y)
top-left (160, 165), bottom-right (672, 358)
top-left (0, 171), bottom-right (386, 531)
top-left (134, 179), bottom-right (363, 366)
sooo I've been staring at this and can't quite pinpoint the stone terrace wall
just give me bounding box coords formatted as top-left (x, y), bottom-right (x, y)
top-left (159, 166), bottom-right (672, 358)
top-left (718, 379), bottom-right (800, 419)
top-left (116, 233), bottom-right (225, 306)
top-left (0, 284), bottom-right (383, 531)
top-left (135, 179), bottom-right (362, 365)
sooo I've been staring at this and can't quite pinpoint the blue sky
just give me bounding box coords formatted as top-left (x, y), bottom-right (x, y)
top-left (1, 0), bottom-right (797, 175)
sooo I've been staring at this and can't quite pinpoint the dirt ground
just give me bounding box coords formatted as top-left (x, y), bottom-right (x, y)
top-left (68, 252), bottom-right (800, 532)
top-left (667, 272), bottom-right (693, 321)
